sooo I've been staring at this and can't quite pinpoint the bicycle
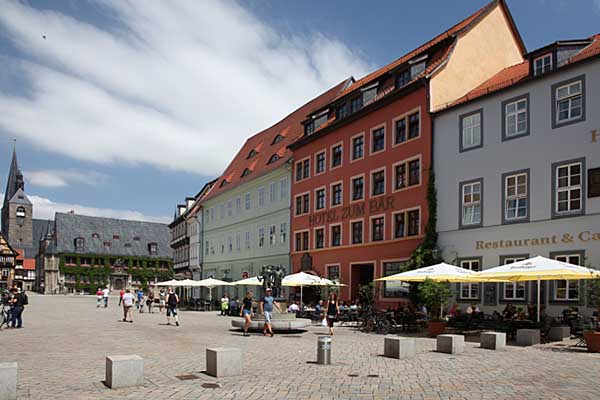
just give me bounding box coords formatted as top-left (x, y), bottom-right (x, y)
top-left (0, 304), bottom-right (11, 330)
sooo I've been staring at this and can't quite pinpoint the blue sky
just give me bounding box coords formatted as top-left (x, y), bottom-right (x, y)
top-left (0, 0), bottom-right (599, 223)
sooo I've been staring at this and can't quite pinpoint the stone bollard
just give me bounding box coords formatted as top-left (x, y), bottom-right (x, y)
top-left (436, 334), bottom-right (464, 354)
top-left (105, 355), bottom-right (144, 389)
top-left (0, 363), bottom-right (17, 400)
top-left (548, 326), bottom-right (570, 342)
top-left (206, 348), bottom-right (242, 378)
top-left (480, 332), bottom-right (506, 350)
top-left (516, 329), bottom-right (540, 346)
top-left (317, 336), bottom-right (331, 365)
top-left (384, 337), bottom-right (416, 359)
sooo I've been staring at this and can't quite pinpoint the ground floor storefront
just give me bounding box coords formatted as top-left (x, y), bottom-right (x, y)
top-left (291, 236), bottom-right (422, 308)
top-left (438, 214), bottom-right (600, 316)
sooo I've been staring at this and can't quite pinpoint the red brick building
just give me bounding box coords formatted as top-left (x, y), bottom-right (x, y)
top-left (289, 0), bottom-right (526, 307)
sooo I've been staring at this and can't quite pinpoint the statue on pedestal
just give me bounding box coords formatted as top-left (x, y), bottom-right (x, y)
top-left (258, 264), bottom-right (286, 298)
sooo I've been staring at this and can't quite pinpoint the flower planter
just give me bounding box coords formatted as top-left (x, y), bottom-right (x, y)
top-left (583, 331), bottom-right (600, 353)
top-left (427, 321), bottom-right (446, 337)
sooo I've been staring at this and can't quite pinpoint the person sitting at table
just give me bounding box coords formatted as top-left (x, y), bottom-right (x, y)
top-left (593, 306), bottom-right (600, 320)
top-left (349, 301), bottom-right (358, 312)
top-left (466, 303), bottom-right (480, 315)
top-left (338, 302), bottom-right (347, 313)
top-left (502, 303), bottom-right (516, 320)
top-left (447, 303), bottom-right (459, 318)
top-left (288, 301), bottom-right (300, 313)
top-left (516, 307), bottom-right (526, 320)
top-left (527, 303), bottom-right (537, 320)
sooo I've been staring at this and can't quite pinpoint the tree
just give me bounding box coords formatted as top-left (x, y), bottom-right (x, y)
top-left (418, 279), bottom-right (452, 320)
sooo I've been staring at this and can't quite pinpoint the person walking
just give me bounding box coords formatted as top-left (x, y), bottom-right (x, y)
top-left (118, 289), bottom-right (125, 306)
top-left (166, 287), bottom-right (179, 326)
top-left (122, 289), bottom-right (134, 323)
top-left (136, 289), bottom-right (143, 311)
top-left (325, 292), bottom-right (339, 336)
top-left (96, 287), bottom-right (103, 308)
top-left (158, 288), bottom-right (166, 314)
top-left (9, 288), bottom-right (26, 329)
top-left (220, 293), bottom-right (230, 316)
top-left (239, 291), bottom-right (254, 337)
top-left (102, 286), bottom-right (110, 308)
top-left (138, 291), bottom-right (145, 314)
top-left (259, 288), bottom-right (281, 337)
top-left (147, 291), bottom-right (154, 314)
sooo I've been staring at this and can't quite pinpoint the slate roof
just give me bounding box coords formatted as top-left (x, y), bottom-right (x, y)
top-left (52, 213), bottom-right (171, 259)
top-left (444, 33), bottom-right (600, 110)
top-left (9, 189), bottom-right (32, 206)
top-left (200, 78), bottom-right (351, 203)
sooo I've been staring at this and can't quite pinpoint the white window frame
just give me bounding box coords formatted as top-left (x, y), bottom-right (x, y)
top-left (459, 259), bottom-right (480, 300)
top-left (553, 254), bottom-right (581, 301)
top-left (280, 177), bottom-right (288, 199)
top-left (314, 186), bottom-right (326, 211)
top-left (461, 181), bottom-right (482, 226)
top-left (504, 98), bottom-right (528, 138)
top-left (555, 162), bottom-right (582, 214)
top-left (461, 112), bottom-right (482, 150)
top-left (534, 54), bottom-right (552, 76)
top-left (502, 257), bottom-right (526, 300)
top-left (505, 173), bottom-right (528, 221)
top-left (555, 80), bottom-right (583, 123)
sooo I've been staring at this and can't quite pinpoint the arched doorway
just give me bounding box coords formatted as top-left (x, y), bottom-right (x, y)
top-left (113, 278), bottom-right (124, 290)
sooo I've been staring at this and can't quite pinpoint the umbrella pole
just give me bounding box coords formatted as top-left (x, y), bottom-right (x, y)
top-left (300, 285), bottom-right (303, 313)
top-left (209, 288), bottom-right (212, 311)
top-left (537, 278), bottom-right (541, 324)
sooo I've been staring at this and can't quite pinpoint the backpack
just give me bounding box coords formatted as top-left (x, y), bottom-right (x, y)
top-left (21, 293), bottom-right (28, 306)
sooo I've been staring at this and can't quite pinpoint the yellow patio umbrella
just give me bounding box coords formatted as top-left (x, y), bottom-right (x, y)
top-left (477, 256), bottom-right (600, 322)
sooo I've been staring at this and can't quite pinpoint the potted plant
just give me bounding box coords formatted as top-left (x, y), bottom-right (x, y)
top-left (584, 275), bottom-right (600, 353)
top-left (418, 278), bottom-right (452, 337)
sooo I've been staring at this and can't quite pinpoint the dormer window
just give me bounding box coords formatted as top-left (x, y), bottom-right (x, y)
top-left (113, 235), bottom-right (120, 240)
top-left (103, 241), bottom-right (111, 248)
top-left (350, 96), bottom-right (362, 113)
top-left (361, 83), bottom-right (378, 105)
top-left (92, 233), bottom-right (100, 239)
top-left (304, 121), bottom-right (315, 136)
top-left (241, 168), bottom-right (252, 178)
top-left (271, 134), bottom-right (284, 145)
top-left (247, 149), bottom-right (258, 159)
top-left (133, 236), bottom-right (140, 241)
top-left (396, 69), bottom-right (411, 88)
top-left (534, 54), bottom-right (552, 76)
top-left (15, 207), bottom-right (25, 218)
top-left (148, 242), bottom-right (158, 255)
top-left (409, 54), bottom-right (428, 79)
top-left (267, 154), bottom-right (280, 165)
top-left (74, 237), bottom-right (85, 251)
top-left (220, 180), bottom-right (229, 188)
top-left (336, 102), bottom-right (350, 120)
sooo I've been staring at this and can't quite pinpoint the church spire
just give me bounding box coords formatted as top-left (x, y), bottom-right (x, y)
top-left (3, 145), bottom-right (24, 208)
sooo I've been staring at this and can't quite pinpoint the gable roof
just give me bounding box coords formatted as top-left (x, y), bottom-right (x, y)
top-left (200, 78), bottom-right (351, 202)
top-left (442, 33), bottom-right (600, 110)
top-left (52, 212), bottom-right (171, 259)
top-left (0, 232), bottom-right (17, 257)
top-left (330, 0), bottom-right (525, 104)
top-left (9, 188), bottom-right (31, 206)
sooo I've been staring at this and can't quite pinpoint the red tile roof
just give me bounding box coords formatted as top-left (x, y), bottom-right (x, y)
top-left (201, 79), bottom-right (351, 202)
top-left (331, 0), bottom-right (520, 103)
top-left (445, 34), bottom-right (600, 110)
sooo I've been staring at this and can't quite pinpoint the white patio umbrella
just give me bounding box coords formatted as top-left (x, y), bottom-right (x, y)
top-left (375, 262), bottom-right (489, 317)
top-left (477, 256), bottom-right (600, 322)
top-left (233, 276), bottom-right (263, 286)
top-left (375, 262), bottom-right (485, 283)
top-left (197, 278), bottom-right (235, 310)
top-left (155, 279), bottom-right (180, 287)
top-left (282, 272), bottom-right (326, 311)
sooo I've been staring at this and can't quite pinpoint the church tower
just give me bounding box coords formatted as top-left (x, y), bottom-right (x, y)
top-left (1, 148), bottom-right (33, 249)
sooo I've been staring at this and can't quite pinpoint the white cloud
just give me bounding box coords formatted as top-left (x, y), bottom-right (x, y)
top-left (0, 1), bottom-right (372, 175)
top-left (25, 169), bottom-right (109, 188)
top-left (0, 192), bottom-right (169, 223)
top-left (595, 0), bottom-right (600, 13)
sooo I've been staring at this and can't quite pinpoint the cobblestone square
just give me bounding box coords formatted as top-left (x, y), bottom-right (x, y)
top-left (2, 294), bottom-right (599, 399)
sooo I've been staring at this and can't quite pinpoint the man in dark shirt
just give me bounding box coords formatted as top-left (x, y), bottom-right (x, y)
top-left (10, 289), bottom-right (25, 329)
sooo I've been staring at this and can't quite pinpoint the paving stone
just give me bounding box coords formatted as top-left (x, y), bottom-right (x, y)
top-left (4, 294), bottom-right (600, 399)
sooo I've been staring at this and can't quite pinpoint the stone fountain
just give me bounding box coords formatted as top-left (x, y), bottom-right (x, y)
top-left (231, 264), bottom-right (310, 332)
